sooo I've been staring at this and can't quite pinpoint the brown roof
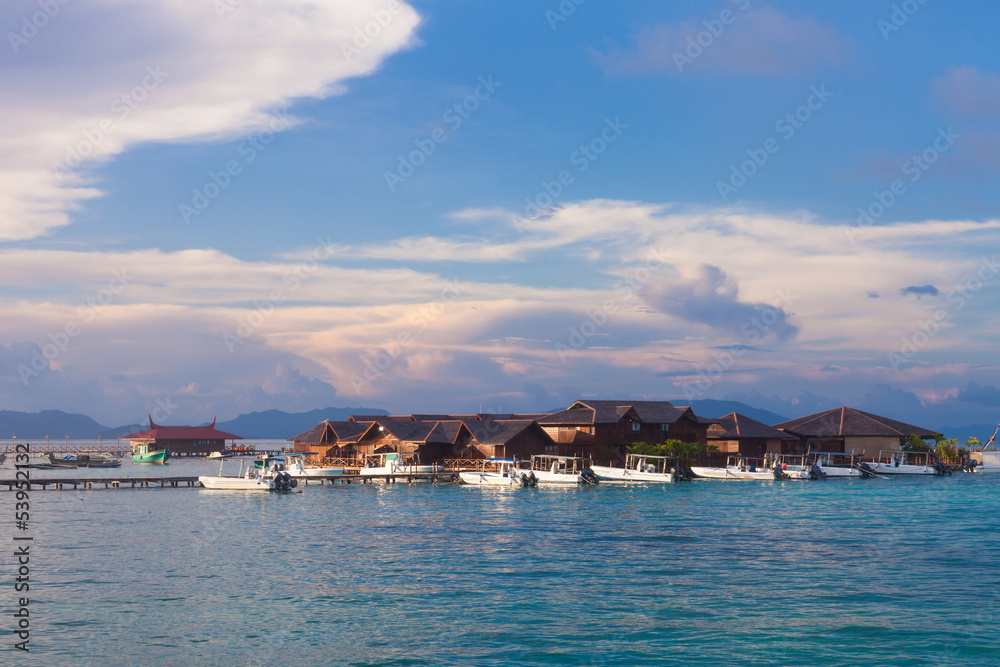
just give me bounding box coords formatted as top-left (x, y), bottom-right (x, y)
top-left (711, 413), bottom-right (798, 440)
top-left (123, 416), bottom-right (242, 441)
top-left (773, 407), bottom-right (940, 438)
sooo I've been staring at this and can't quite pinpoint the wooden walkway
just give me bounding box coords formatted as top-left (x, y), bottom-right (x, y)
top-left (0, 473), bottom-right (459, 491)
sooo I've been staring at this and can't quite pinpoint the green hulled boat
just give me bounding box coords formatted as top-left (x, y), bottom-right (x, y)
top-left (132, 442), bottom-right (171, 463)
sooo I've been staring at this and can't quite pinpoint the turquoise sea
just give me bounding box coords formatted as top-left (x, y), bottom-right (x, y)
top-left (3, 454), bottom-right (1000, 666)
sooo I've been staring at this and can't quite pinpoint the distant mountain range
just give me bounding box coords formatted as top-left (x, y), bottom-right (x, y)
top-left (670, 399), bottom-right (789, 425)
top-left (3, 402), bottom-right (992, 442)
top-left (0, 406), bottom-right (389, 440)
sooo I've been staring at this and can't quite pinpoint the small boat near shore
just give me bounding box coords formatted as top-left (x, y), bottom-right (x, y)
top-left (199, 457), bottom-right (297, 492)
top-left (458, 459), bottom-right (537, 486)
top-left (864, 450), bottom-right (949, 476)
top-left (360, 452), bottom-right (444, 481)
top-left (528, 455), bottom-right (600, 485)
top-left (132, 442), bottom-right (171, 464)
top-left (691, 456), bottom-right (810, 480)
top-left (282, 452), bottom-right (345, 477)
top-left (591, 453), bottom-right (681, 483)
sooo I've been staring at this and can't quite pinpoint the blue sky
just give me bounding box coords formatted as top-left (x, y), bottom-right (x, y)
top-left (2, 0), bottom-right (999, 430)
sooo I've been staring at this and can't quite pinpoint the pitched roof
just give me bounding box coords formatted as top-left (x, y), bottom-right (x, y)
top-left (288, 420), bottom-right (375, 444)
top-left (773, 406), bottom-right (940, 438)
top-left (711, 412), bottom-right (798, 440)
top-left (123, 416), bottom-right (242, 441)
top-left (537, 408), bottom-right (597, 425)
top-left (464, 419), bottom-right (539, 445)
top-left (539, 400), bottom-right (696, 425)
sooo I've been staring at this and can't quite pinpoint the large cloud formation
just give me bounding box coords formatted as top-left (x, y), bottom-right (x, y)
top-left (0, 0), bottom-right (420, 240)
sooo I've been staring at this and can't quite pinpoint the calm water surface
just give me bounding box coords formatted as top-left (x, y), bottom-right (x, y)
top-left (3, 465), bottom-right (999, 666)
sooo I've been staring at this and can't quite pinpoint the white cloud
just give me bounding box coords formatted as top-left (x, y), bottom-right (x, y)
top-left (0, 0), bottom-right (421, 240)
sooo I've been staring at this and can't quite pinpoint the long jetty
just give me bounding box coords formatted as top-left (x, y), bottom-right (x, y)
top-left (0, 472), bottom-right (458, 491)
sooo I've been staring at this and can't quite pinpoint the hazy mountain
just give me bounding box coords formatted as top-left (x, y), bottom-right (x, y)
top-left (2, 406), bottom-right (390, 441)
top-left (213, 407), bottom-right (390, 439)
top-left (669, 399), bottom-right (789, 425)
top-left (1, 409), bottom-right (109, 440)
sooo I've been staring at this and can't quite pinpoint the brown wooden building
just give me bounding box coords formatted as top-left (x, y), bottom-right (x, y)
top-left (772, 406), bottom-right (941, 457)
top-left (536, 400), bottom-right (710, 458)
top-left (122, 417), bottom-right (242, 456)
top-left (289, 414), bottom-right (557, 463)
top-left (707, 412), bottom-right (799, 457)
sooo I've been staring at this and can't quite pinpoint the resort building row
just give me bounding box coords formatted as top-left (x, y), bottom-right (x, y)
top-left (282, 400), bottom-right (941, 465)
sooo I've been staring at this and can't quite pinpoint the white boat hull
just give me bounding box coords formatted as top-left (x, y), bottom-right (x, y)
top-left (690, 466), bottom-right (809, 480)
top-left (458, 471), bottom-right (519, 486)
top-left (529, 471), bottom-right (584, 485)
top-left (288, 466), bottom-right (344, 477)
top-left (975, 452), bottom-right (1000, 472)
top-left (590, 465), bottom-right (676, 483)
top-left (867, 462), bottom-right (936, 475)
top-left (198, 475), bottom-right (271, 490)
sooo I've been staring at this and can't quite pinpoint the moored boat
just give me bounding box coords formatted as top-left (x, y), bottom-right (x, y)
top-left (458, 459), bottom-right (536, 486)
top-left (199, 457), bottom-right (297, 491)
top-left (864, 450), bottom-right (948, 476)
top-left (591, 453), bottom-right (680, 483)
top-left (970, 423), bottom-right (1000, 472)
top-left (528, 455), bottom-right (600, 485)
top-left (47, 453), bottom-right (122, 468)
top-left (359, 452), bottom-right (444, 481)
top-left (282, 452), bottom-right (345, 477)
top-left (132, 442), bottom-right (171, 464)
top-left (691, 456), bottom-right (809, 480)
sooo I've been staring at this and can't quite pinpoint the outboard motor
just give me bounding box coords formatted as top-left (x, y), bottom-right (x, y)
top-left (856, 462), bottom-right (876, 479)
top-left (519, 472), bottom-right (530, 488)
top-left (809, 464), bottom-right (827, 480)
top-left (772, 463), bottom-right (789, 481)
top-left (527, 471), bottom-right (538, 487)
top-left (580, 469), bottom-right (600, 485)
top-left (961, 458), bottom-right (978, 472)
top-left (933, 462), bottom-right (952, 476)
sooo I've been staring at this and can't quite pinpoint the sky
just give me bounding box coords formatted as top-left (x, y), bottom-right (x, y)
top-left (1, 0), bottom-right (999, 430)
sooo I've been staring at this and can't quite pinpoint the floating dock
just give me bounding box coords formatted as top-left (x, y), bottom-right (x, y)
top-left (0, 473), bottom-right (458, 491)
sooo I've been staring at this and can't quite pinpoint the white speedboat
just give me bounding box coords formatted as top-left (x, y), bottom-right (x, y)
top-left (691, 456), bottom-right (809, 480)
top-left (199, 457), bottom-right (297, 491)
top-left (359, 452), bottom-right (444, 481)
top-left (805, 451), bottom-right (870, 478)
top-left (282, 452), bottom-right (345, 477)
top-left (528, 455), bottom-right (600, 485)
top-left (864, 450), bottom-right (948, 476)
top-left (458, 459), bottom-right (536, 486)
top-left (970, 424), bottom-right (1000, 472)
top-left (591, 453), bottom-right (679, 483)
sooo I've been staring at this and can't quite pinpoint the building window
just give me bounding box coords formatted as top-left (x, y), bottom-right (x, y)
top-left (662, 424), bottom-right (670, 438)
top-left (632, 421), bottom-right (640, 432)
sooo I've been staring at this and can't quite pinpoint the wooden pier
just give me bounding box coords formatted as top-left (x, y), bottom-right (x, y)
top-left (0, 472), bottom-right (458, 491)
